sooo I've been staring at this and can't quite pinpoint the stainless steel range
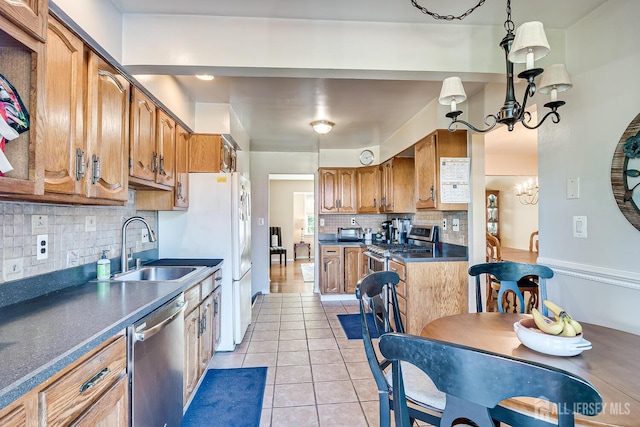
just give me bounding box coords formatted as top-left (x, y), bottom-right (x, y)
top-left (364, 226), bottom-right (439, 273)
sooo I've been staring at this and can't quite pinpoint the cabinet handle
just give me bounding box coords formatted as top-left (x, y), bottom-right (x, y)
top-left (159, 155), bottom-right (165, 175)
top-left (91, 154), bottom-right (101, 184)
top-left (429, 185), bottom-right (436, 202)
top-left (373, 198), bottom-right (377, 208)
top-left (214, 298), bottom-right (219, 315)
top-left (177, 181), bottom-right (183, 199)
top-left (79, 367), bottom-right (110, 393)
top-left (390, 267), bottom-right (398, 272)
top-left (152, 152), bottom-right (158, 172)
top-left (76, 148), bottom-right (85, 180)
top-left (215, 276), bottom-right (222, 282)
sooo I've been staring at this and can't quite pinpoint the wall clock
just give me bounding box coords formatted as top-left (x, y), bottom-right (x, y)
top-left (359, 149), bottom-right (374, 166)
top-left (611, 112), bottom-right (640, 231)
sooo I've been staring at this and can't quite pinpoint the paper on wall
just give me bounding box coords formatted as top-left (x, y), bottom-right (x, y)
top-left (440, 157), bottom-right (470, 203)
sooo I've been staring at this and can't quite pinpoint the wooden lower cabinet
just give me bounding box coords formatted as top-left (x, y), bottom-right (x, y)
top-left (183, 272), bottom-right (221, 406)
top-left (388, 259), bottom-right (468, 335)
top-left (0, 390), bottom-right (37, 427)
top-left (69, 376), bottom-right (128, 427)
top-left (320, 245), bottom-right (343, 294)
top-left (39, 334), bottom-right (128, 426)
top-left (344, 246), bottom-right (364, 295)
top-left (320, 245), bottom-right (368, 295)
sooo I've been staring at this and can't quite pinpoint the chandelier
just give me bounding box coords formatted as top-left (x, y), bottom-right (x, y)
top-left (411, 0), bottom-right (573, 133)
top-left (516, 177), bottom-right (539, 205)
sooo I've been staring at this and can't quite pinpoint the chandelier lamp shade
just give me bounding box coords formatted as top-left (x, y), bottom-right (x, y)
top-left (434, 0), bottom-right (572, 133)
top-left (310, 120), bottom-right (334, 135)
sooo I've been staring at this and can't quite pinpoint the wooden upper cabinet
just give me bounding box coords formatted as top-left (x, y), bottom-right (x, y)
top-left (356, 166), bottom-right (379, 213)
top-left (156, 110), bottom-right (176, 187)
top-left (85, 52), bottom-right (130, 201)
top-left (319, 168), bottom-right (356, 214)
top-left (174, 125), bottom-right (190, 208)
top-left (188, 133), bottom-right (236, 173)
top-left (0, 0), bottom-right (47, 41)
top-left (415, 129), bottom-right (468, 211)
top-left (415, 135), bottom-right (437, 209)
top-left (337, 169), bottom-right (356, 213)
top-left (380, 157), bottom-right (415, 213)
top-left (129, 87), bottom-right (157, 183)
top-left (0, 14), bottom-right (45, 196)
top-left (42, 15), bottom-right (84, 196)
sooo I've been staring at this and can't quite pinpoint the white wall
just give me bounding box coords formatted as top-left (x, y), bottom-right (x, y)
top-left (133, 75), bottom-right (196, 129)
top-left (251, 152), bottom-right (319, 295)
top-left (536, 0), bottom-right (640, 334)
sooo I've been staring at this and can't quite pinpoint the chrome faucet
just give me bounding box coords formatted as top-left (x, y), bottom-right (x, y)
top-left (121, 216), bottom-right (157, 273)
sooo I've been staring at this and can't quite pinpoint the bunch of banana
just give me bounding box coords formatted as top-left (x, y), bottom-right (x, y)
top-left (531, 300), bottom-right (583, 337)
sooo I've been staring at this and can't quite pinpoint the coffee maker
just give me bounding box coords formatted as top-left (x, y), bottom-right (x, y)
top-left (381, 220), bottom-right (393, 244)
top-left (393, 218), bottom-right (411, 244)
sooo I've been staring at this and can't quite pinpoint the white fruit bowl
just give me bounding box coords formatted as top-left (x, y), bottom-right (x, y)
top-left (513, 318), bottom-right (592, 357)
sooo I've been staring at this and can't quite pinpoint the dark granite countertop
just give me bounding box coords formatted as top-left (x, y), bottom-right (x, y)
top-left (318, 241), bottom-right (468, 262)
top-left (390, 243), bottom-right (468, 263)
top-left (0, 258), bottom-right (223, 410)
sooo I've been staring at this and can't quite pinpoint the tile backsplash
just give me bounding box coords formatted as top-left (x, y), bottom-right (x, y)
top-left (0, 190), bottom-right (156, 283)
top-left (318, 210), bottom-right (468, 246)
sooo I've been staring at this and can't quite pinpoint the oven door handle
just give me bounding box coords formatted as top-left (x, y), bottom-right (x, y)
top-left (363, 251), bottom-right (386, 263)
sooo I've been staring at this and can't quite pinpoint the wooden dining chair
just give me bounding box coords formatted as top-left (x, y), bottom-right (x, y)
top-left (530, 230), bottom-right (539, 252)
top-left (356, 272), bottom-right (443, 427)
top-left (379, 333), bottom-right (603, 427)
top-left (469, 261), bottom-right (554, 315)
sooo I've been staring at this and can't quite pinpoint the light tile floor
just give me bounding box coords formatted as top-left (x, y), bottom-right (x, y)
top-left (210, 292), bottom-right (385, 426)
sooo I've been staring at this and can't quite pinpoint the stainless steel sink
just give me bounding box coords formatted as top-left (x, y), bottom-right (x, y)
top-left (112, 266), bottom-right (198, 282)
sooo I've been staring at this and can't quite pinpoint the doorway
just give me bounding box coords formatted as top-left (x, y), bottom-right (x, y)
top-left (268, 174), bottom-right (315, 293)
top-left (484, 114), bottom-right (539, 251)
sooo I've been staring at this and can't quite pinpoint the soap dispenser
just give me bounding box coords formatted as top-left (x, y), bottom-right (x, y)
top-left (97, 250), bottom-right (111, 280)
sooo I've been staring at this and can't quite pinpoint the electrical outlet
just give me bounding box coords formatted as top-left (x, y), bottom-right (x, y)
top-left (452, 218), bottom-right (460, 232)
top-left (36, 234), bottom-right (49, 260)
top-left (351, 217), bottom-right (356, 225)
top-left (141, 229), bottom-right (149, 243)
top-left (320, 218), bottom-right (325, 227)
top-left (442, 218), bottom-right (447, 231)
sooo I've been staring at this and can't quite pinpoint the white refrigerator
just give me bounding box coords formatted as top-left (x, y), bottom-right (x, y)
top-left (158, 172), bottom-right (251, 351)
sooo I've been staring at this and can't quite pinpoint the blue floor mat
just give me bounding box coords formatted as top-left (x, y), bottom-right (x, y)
top-left (181, 367), bottom-right (267, 427)
top-left (337, 313), bottom-right (380, 340)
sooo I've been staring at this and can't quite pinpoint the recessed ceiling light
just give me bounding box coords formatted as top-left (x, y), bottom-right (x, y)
top-left (195, 74), bottom-right (215, 81)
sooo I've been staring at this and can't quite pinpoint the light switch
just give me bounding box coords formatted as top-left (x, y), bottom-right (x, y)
top-left (573, 216), bottom-right (587, 238)
top-left (452, 218), bottom-right (460, 232)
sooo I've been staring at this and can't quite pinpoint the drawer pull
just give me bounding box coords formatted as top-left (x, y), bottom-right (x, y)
top-left (79, 367), bottom-right (110, 393)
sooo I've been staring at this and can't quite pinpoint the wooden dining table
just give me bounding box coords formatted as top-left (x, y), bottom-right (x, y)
top-left (421, 313), bottom-right (640, 426)
top-left (500, 246), bottom-right (538, 264)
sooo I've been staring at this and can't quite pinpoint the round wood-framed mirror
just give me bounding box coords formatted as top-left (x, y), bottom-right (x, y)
top-left (611, 112), bottom-right (640, 231)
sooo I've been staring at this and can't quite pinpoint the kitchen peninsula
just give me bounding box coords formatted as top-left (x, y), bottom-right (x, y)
top-left (319, 233), bottom-right (468, 335)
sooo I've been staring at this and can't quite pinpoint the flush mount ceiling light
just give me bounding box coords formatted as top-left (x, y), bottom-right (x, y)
top-left (412, 0), bottom-right (572, 133)
top-left (310, 120), bottom-right (335, 135)
top-left (195, 74), bottom-right (215, 81)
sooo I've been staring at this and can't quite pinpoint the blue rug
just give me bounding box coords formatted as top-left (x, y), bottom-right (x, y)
top-left (181, 367), bottom-right (267, 427)
top-left (337, 313), bottom-right (380, 340)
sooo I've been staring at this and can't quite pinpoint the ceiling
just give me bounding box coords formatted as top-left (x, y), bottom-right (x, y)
top-left (110, 0), bottom-right (607, 152)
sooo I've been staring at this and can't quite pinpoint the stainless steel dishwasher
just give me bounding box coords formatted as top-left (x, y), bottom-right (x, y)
top-left (129, 294), bottom-right (187, 427)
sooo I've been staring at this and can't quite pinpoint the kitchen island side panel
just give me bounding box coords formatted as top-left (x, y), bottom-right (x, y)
top-left (405, 261), bottom-right (469, 335)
